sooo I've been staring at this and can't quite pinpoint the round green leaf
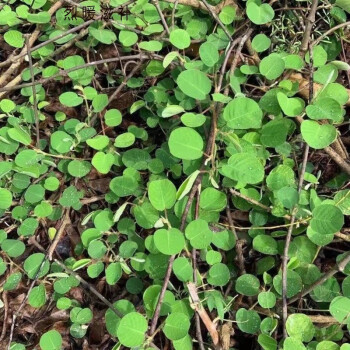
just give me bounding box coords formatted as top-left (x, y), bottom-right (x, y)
top-left (170, 29), bottom-right (191, 49)
top-left (185, 219), bottom-right (213, 249)
top-left (253, 235), bottom-right (278, 255)
top-left (286, 314), bottom-right (315, 342)
top-left (251, 34), bottom-right (271, 52)
top-left (236, 274), bottom-right (260, 296)
top-left (154, 228), bottom-right (185, 255)
top-left (68, 160), bottom-right (91, 178)
top-left (39, 330), bottom-right (62, 350)
top-left (4, 30), bottom-right (24, 48)
top-left (260, 54), bottom-right (285, 80)
top-left (148, 179), bottom-right (176, 210)
top-left (310, 204), bottom-right (344, 235)
top-left (59, 92), bottom-right (83, 107)
top-left (117, 312), bottom-right (148, 347)
top-left (258, 291), bottom-right (276, 309)
top-left (223, 97), bottom-right (263, 129)
top-left (222, 153), bottom-right (264, 184)
top-left (0, 188), bottom-right (12, 209)
top-left (168, 127), bottom-right (203, 160)
top-left (177, 69), bottom-right (212, 100)
top-left (301, 120), bottom-right (337, 149)
top-left (247, 2), bottom-right (274, 25)
top-left (163, 312), bottom-right (190, 340)
top-left (236, 308), bottom-right (261, 334)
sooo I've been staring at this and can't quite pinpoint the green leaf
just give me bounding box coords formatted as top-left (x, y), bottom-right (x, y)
top-left (258, 334), bottom-right (277, 350)
top-left (86, 135), bottom-right (109, 150)
top-left (68, 160), bottom-right (91, 178)
top-left (162, 105), bottom-right (185, 118)
top-left (4, 30), bottom-right (24, 48)
top-left (207, 262), bottom-right (230, 286)
top-left (154, 228), bottom-right (185, 255)
top-left (251, 34), bottom-right (271, 52)
top-left (283, 337), bottom-right (307, 350)
top-left (336, 0), bottom-right (350, 13)
top-left (235, 274), bottom-right (260, 296)
top-left (236, 308), bottom-right (261, 334)
top-left (260, 54), bottom-right (285, 80)
top-left (258, 292), bottom-right (276, 309)
top-left (106, 262), bottom-right (122, 285)
top-left (173, 257), bottom-right (193, 282)
top-left (59, 92), bottom-right (83, 107)
top-left (104, 109), bottom-right (122, 127)
top-left (219, 5), bottom-right (236, 25)
top-left (286, 314), bottom-right (315, 342)
top-left (89, 27), bottom-right (117, 44)
top-left (148, 179), bottom-right (176, 211)
top-left (117, 312), bottom-right (147, 347)
top-left (168, 127), bottom-right (203, 160)
top-left (169, 29), bottom-right (191, 49)
top-left (92, 94), bottom-right (108, 112)
top-left (119, 30), bottom-right (138, 47)
top-left (110, 175), bottom-right (138, 197)
top-left (8, 126), bottom-right (31, 145)
top-left (28, 283), bottom-right (46, 308)
top-left (305, 97), bottom-right (342, 122)
top-left (0, 188), bottom-right (12, 209)
top-left (185, 219), bottom-right (213, 249)
top-left (330, 296), bottom-right (350, 323)
top-left (114, 132), bottom-right (135, 148)
top-left (247, 2), bottom-right (274, 25)
top-left (266, 164), bottom-right (295, 190)
top-left (92, 152), bottom-right (115, 174)
top-left (301, 121), bottom-right (337, 149)
top-left (177, 69), bottom-right (212, 100)
top-left (223, 97), bottom-right (263, 129)
top-left (163, 312), bottom-right (190, 340)
top-left (199, 187), bottom-right (226, 211)
top-left (310, 204), bottom-right (344, 235)
top-left (24, 253), bottom-right (49, 279)
top-left (27, 11), bottom-right (51, 23)
top-left (277, 92), bottom-right (305, 117)
top-left (1, 239), bottom-right (25, 258)
top-left (253, 235), bottom-right (278, 255)
top-left (222, 153), bottom-right (264, 184)
top-left (199, 42), bottom-right (219, 67)
top-left (261, 119), bottom-right (290, 147)
top-left (39, 330), bottom-right (62, 350)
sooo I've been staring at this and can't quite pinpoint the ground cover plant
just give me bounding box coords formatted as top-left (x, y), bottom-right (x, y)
top-left (0, 0), bottom-right (350, 349)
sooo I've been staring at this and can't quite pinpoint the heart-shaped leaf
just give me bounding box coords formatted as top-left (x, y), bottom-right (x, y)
top-left (277, 92), bottom-right (305, 117)
top-left (301, 120), bottom-right (337, 149)
top-left (92, 152), bottom-right (115, 174)
top-left (247, 2), bottom-right (274, 25)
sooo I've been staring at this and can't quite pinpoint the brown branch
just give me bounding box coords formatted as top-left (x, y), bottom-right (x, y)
top-left (290, 73), bottom-right (350, 107)
top-left (193, 186), bottom-right (205, 350)
top-left (47, 209), bottom-right (71, 261)
top-left (108, 60), bottom-right (144, 103)
top-left (324, 146), bottom-right (350, 175)
top-left (200, 0), bottom-right (233, 42)
top-left (0, 0), bottom-right (136, 70)
top-left (187, 282), bottom-right (220, 346)
top-left (0, 1), bottom-right (64, 88)
top-left (153, 0), bottom-right (170, 35)
top-left (312, 21), bottom-right (350, 48)
top-left (53, 259), bottom-right (123, 317)
top-left (288, 251), bottom-right (350, 305)
top-left (0, 54), bottom-right (156, 93)
top-left (0, 291), bottom-right (8, 341)
top-left (299, 0), bottom-right (319, 55)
